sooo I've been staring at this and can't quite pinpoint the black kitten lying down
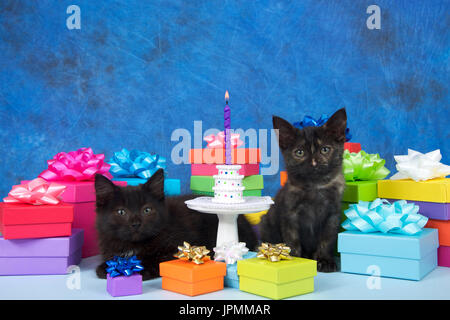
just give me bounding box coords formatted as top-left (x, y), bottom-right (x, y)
top-left (259, 108), bottom-right (347, 272)
top-left (94, 169), bottom-right (257, 280)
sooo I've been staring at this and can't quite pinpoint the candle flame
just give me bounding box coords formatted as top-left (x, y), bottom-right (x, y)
top-left (225, 91), bottom-right (229, 102)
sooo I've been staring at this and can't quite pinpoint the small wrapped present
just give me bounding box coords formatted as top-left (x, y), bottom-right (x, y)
top-left (189, 148), bottom-right (261, 165)
top-left (339, 199), bottom-right (438, 280)
top-left (212, 241), bottom-right (257, 288)
top-left (341, 150), bottom-right (389, 203)
top-left (106, 256), bottom-right (144, 297)
top-left (280, 171), bottom-right (287, 187)
top-left (0, 229), bottom-right (84, 275)
top-left (237, 243), bottom-right (317, 300)
top-left (159, 242), bottom-right (226, 296)
top-left (1, 178), bottom-right (73, 239)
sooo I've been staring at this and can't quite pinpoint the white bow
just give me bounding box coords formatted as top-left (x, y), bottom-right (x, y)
top-left (213, 241), bottom-right (249, 265)
top-left (390, 149), bottom-right (450, 182)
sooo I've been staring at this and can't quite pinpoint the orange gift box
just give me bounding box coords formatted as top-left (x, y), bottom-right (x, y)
top-left (188, 148), bottom-right (261, 164)
top-left (159, 257), bottom-right (226, 296)
top-left (426, 219), bottom-right (450, 246)
top-left (280, 171), bottom-right (288, 186)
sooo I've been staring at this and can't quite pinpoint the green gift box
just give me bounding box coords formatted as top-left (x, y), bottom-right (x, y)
top-left (237, 257), bottom-right (317, 300)
top-left (342, 181), bottom-right (378, 203)
top-left (192, 190), bottom-right (262, 197)
top-left (190, 175), bottom-right (264, 193)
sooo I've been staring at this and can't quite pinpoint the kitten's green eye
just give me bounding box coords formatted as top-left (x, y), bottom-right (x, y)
top-left (143, 207), bottom-right (152, 214)
top-left (117, 209), bottom-right (126, 216)
top-left (321, 146), bottom-right (330, 154)
top-left (294, 149), bottom-right (304, 157)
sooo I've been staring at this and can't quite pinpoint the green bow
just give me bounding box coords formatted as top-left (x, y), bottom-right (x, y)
top-left (343, 150), bottom-right (390, 181)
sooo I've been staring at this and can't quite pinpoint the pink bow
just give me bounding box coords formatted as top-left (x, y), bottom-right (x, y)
top-left (3, 178), bottom-right (66, 205)
top-left (204, 131), bottom-right (244, 149)
top-left (39, 147), bottom-right (112, 181)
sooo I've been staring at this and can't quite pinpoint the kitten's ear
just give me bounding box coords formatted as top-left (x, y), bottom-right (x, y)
top-left (143, 168), bottom-right (165, 201)
top-left (95, 174), bottom-right (117, 206)
top-left (323, 108), bottom-right (347, 142)
top-left (273, 115), bottom-right (297, 150)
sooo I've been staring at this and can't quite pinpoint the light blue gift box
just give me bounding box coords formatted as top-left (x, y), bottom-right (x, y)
top-left (338, 228), bottom-right (439, 281)
top-left (113, 178), bottom-right (181, 196)
top-left (224, 252), bottom-right (258, 289)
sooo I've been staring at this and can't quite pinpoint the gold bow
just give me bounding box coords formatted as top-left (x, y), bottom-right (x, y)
top-left (174, 241), bottom-right (210, 264)
top-left (257, 243), bottom-right (293, 262)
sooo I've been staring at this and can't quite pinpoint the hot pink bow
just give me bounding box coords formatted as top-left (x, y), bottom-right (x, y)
top-left (3, 178), bottom-right (66, 205)
top-left (204, 131), bottom-right (244, 149)
top-left (39, 147), bottom-right (112, 181)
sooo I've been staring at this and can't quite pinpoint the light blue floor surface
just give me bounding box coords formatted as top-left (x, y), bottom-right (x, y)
top-left (1, 255), bottom-right (449, 300)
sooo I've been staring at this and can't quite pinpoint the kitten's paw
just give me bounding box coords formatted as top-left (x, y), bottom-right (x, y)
top-left (317, 259), bottom-right (338, 273)
top-left (96, 264), bottom-right (107, 279)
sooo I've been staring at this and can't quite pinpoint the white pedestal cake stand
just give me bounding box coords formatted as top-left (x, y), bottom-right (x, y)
top-left (185, 196), bottom-right (274, 247)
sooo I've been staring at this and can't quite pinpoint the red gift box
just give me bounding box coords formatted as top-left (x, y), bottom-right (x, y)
top-left (0, 203), bottom-right (73, 240)
top-left (344, 142), bottom-right (361, 153)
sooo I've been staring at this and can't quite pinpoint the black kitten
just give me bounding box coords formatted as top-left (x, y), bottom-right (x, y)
top-left (94, 169), bottom-right (258, 280)
top-left (259, 108), bottom-right (347, 272)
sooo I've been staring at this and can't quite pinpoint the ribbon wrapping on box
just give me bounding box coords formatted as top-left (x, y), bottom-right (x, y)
top-left (3, 178), bottom-right (66, 205)
top-left (106, 256), bottom-right (144, 278)
top-left (174, 241), bottom-right (210, 264)
top-left (343, 150), bottom-right (390, 181)
top-left (292, 114), bottom-right (352, 141)
top-left (213, 241), bottom-right (249, 265)
top-left (108, 148), bottom-right (166, 179)
top-left (204, 131), bottom-right (244, 149)
top-left (342, 198), bottom-right (428, 235)
top-left (39, 147), bottom-right (112, 181)
top-left (390, 149), bottom-right (450, 182)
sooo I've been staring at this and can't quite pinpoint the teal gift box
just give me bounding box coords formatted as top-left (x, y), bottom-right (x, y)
top-left (338, 228), bottom-right (438, 281)
top-left (224, 252), bottom-right (257, 289)
top-left (113, 178), bottom-right (181, 196)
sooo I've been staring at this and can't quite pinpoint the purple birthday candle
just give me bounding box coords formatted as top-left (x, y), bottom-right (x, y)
top-left (224, 91), bottom-right (231, 165)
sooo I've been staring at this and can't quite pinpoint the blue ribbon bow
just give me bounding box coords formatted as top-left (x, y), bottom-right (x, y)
top-left (292, 114), bottom-right (352, 141)
top-left (106, 255), bottom-right (144, 278)
top-left (109, 148), bottom-right (166, 179)
top-left (342, 198), bottom-right (428, 235)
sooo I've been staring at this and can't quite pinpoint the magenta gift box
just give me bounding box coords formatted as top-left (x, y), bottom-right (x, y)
top-left (0, 229), bottom-right (84, 275)
top-left (386, 199), bottom-right (450, 220)
top-left (72, 202), bottom-right (98, 258)
top-left (107, 273), bottom-right (143, 297)
top-left (438, 246), bottom-right (450, 267)
top-left (22, 180), bottom-right (127, 203)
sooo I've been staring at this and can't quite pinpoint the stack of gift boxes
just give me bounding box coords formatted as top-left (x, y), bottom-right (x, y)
top-left (0, 178), bottom-right (84, 275)
top-left (377, 150), bottom-right (450, 268)
top-left (189, 147), bottom-right (263, 197)
top-left (338, 149), bottom-right (449, 280)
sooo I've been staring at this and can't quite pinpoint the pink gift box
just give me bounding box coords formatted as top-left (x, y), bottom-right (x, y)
top-left (107, 273), bottom-right (143, 297)
top-left (22, 180), bottom-right (127, 203)
top-left (191, 163), bottom-right (259, 176)
top-left (438, 246), bottom-right (450, 267)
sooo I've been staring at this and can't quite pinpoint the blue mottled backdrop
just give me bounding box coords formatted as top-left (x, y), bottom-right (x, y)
top-left (0, 0), bottom-right (448, 197)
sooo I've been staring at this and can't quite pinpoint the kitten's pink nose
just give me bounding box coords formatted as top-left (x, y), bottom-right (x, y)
top-left (312, 159), bottom-right (317, 167)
